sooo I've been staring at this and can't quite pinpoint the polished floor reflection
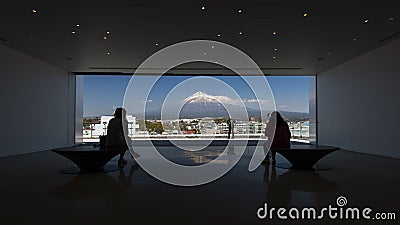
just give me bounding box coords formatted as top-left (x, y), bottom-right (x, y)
top-left (0, 146), bottom-right (399, 225)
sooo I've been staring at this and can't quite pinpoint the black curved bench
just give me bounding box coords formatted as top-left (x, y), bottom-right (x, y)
top-left (52, 145), bottom-right (127, 174)
top-left (272, 144), bottom-right (340, 170)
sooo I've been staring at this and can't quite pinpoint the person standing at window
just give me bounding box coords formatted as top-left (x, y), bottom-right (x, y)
top-left (105, 108), bottom-right (131, 165)
top-left (264, 111), bottom-right (291, 164)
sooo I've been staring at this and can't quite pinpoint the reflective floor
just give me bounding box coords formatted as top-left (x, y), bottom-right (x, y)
top-left (0, 145), bottom-right (399, 225)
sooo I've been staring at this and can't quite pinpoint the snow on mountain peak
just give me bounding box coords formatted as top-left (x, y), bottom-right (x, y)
top-left (181, 91), bottom-right (238, 105)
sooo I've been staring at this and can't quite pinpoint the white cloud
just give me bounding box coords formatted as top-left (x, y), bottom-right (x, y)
top-left (242, 99), bottom-right (270, 104)
top-left (278, 104), bottom-right (288, 109)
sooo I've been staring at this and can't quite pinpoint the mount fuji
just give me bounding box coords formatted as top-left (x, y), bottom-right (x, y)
top-left (144, 91), bottom-right (262, 119)
top-left (140, 91), bottom-right (308, 120)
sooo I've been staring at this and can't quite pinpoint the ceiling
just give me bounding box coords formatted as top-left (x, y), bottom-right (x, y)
top-left (1, 0), bottom-right (399, 75)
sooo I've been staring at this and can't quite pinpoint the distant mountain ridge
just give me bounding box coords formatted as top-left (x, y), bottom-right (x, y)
top-left (279, 111), bottom-right (309, 122)
top-left (141, 107), bottom-right (308, 121)
top-left (137, 91), bottom-right (309, 121)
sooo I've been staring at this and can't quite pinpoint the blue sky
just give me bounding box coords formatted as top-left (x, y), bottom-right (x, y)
top-left (82, 75), bottom-right (312, 117)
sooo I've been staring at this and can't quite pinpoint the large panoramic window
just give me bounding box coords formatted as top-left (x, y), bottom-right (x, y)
top-left (78, 75), bottom-right (314, 142)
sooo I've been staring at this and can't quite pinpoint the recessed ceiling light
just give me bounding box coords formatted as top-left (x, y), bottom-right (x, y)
top-left (107, 52), bottom-right (111, 55)
top-left (238, 9), bottom-right (242, 13)
top-left (211, 45), bottom-right (215, 48)
top-left (272, 56), bottom-right (276, 59)
top-left (155, 43), bottom-right (159, 46)
top-left (201, 6), bottom-right (206, 10)
top-left (32, 9), bottom-right (37, 13)
top-left (71, 31), bottom-right (76, 34)
top-left (364, 19), bottom-right (369, 23)
top-left (353, 38), bottom-right (357, 41)
top-left (203, 52), bottom-right (207, 55)
top-left (274, 48), bottom-right (278, 51)
top-left (76, 24), bottom-right (80, 27)
top-left (272, 31), bottom-right (277, 35)
top-left (217, 34), bottom-right (221, 37)
top-left (328, 52), bottom-right (332, 55)
top-left (239, 31), bottom-right (243, 35)
top-left (303, 13), bottom-right (308, 17)
top-left (106, 31), bottom-right (110, 34)
top-left (389, 17), bottom-right (395, 21)
top-left (103, 36), bottom-right (107, 40)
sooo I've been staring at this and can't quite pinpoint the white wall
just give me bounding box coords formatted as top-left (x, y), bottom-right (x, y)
top-left (318, 39), bottom-right (400, 158)
top-left (0, 44), bottom-right (75, 157)
top-left (308, 76), bottom-right (317, 144)
top-left (75, 75), bottom-right (83, 144)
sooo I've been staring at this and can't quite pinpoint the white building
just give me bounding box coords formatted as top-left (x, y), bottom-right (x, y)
top-left (217, 122), bottom-right (229, 134)
top-left (198, 118), bottom-right (218, 134)
top-left (248, 121), bottom-right (264, 134)
top-left (234, 122), bottom-right (248, 134)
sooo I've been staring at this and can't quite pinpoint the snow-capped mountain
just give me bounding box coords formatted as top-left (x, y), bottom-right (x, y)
top-left (143, 91), bottom-right (260, 119)
top-left (139, 91), bottom-right (308, 120)
top-left (181, 91), bottom-right (239, 105)
top-left (177, 91), bottom-right (249, 118)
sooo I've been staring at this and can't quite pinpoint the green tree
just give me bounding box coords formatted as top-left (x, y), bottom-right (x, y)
top-left (146, 122), bottom-right (164, 134)
top-left (214, 118), bottom-right (227, 124)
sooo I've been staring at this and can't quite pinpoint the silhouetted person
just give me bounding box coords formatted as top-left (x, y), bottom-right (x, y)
top-left (106, 108), bottom-right (131, 165)
top-left (227, 118), bottom-right (232, 139)
top-left (264, 111), bottom-right (291, 164)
